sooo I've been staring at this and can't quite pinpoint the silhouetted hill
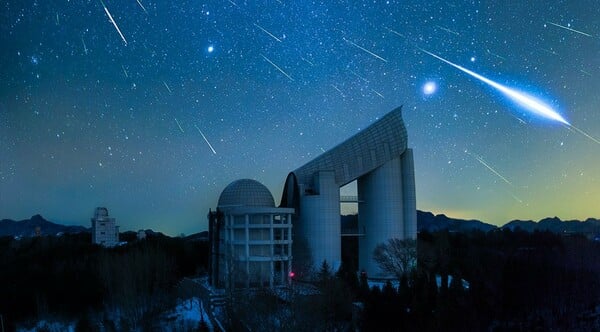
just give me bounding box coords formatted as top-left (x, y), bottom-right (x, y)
top-left (184, 231), bottom-right (209, 241)
top-left (502, 216), bottom-right (600, 234)
top-left (0, 214), bottom-right (88, 237)
top-left (417, 211), bottom-right (497, 232)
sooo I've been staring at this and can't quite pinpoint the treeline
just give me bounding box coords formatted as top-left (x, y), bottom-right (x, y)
top-left (224, 229), bottom-right (600, 331)
top-left (0, 233), bottom-right (208, 331)
top-left (359, 229), bottom-right (600, 331)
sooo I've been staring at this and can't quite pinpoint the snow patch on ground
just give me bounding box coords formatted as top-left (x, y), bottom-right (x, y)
top-left (160, 297), bottom-right (213, 332)
top-left (17, 320), bottom-right (75, 332)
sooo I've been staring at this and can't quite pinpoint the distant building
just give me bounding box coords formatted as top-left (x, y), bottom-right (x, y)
top-left (208, 179), bottom-right (294, 289)
top-left (91, 207), bottom-right (119, 247)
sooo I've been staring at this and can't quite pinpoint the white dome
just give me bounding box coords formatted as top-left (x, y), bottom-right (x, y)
top-left (218, 179), bottom-right (275, 207)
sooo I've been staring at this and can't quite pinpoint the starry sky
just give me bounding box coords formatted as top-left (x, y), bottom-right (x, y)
top-left (1, 1), bottom-right (599, 236)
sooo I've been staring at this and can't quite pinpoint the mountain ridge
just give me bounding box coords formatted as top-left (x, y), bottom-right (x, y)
top-left (3, 212), bottom-right (600, 238)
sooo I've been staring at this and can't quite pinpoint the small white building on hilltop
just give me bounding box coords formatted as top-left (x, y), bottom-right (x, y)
top-left (91, 207), bottom-right (119, 247)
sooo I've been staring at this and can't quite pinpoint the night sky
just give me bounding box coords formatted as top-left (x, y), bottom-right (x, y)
top-left (1, 1), bottom-right (599, 236)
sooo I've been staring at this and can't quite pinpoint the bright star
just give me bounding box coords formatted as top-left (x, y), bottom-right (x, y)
top-left (207, 45), bottom-right (214, 53)
top-left (423, 81), bottom-right (437, 95)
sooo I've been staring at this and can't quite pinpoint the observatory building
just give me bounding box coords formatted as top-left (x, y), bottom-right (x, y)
top-left (208, 106), bottom-right (416, 287)
top-left (208, 179), bottom-right (294, 289)
top-left (280, 106), bottom-right (416, 279)
top-left (91, 207), bottom-right (119, 247)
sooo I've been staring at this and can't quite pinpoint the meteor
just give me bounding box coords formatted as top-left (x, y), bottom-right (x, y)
top-left (466, 151), bottom-right (513, 186)
top-left (254, 23), bottom-right (282, 42)
top-left (546, 22), bottom-right (592, 37)
top-left (194, 125), bottom-right (217, 155)
top-left (135, 0), bottom-right (148, 14)
top-left (100, 0), bottom-right (128, 46)
top-left (162, 81), bottom-right (172, 93)
top-left (174, 118), bottom-right (184, 133)
top-left (260, 54), bottom-right (294, 81)
top-left (418, 47), bottom-right (569, 125)
top-left (343, 37), bottom-right (388, 63)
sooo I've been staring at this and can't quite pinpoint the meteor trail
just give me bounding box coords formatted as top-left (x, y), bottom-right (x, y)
top-left (122, 65), bottom-right (128, 78)
top-left (546, 21), bottom-right (592, 37)
top-left (135, 0), bottom-right (148, 14)
top-left (260, 54), bottom-right (294, 81)
top-left (331, 84), bottom-right (345, 97)
top-left (174, 118), bottom-right (184, 133)
top-left (349, 69), bottom-right (369, 82)
top-left (162, 81), bottom-right (172, 93)
top-left (435, 25), bottom-right (460, 36)
top-left (100, 0), bottom-right (128, 45)
top-left (565, 124), bottom-right (600, 145)
top-left (466, 151), bottom-right (513, 186)
top-left (343, 37), bottom-right (388, 63)
top-left (81, 37), bottom-right (88, 55)
top-left (194, 125), bottom-right (217, 155)
top-left (301, 56), bottom-right (315, 66)
top-left (254, 23), bottom-right (282, 42)
top-left (384, 26), bottom-right (406, 39)
top-left (371, 89), bottom-right (384, 99)
top-left (419, 47), bottom-right (569, 125)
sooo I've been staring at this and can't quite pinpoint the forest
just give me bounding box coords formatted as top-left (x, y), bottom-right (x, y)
top-left (1, 228), bottom-right (600, 331)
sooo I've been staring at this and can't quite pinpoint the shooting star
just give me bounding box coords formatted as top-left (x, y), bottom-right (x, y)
top-left (419, 47), bottom-right (569, 125)
top-left (136, 0), bottom-right (148, 14)
top-left (194, 125), bottom-right (217, 155)
top-left (580, 69), bottom-right (592, 77)
top-left (174, 118), bottom-right (184, 133)
top-left (162, 81), bottom-right (172, 93)
top-left (486, 49), bottom-right (507, 61)
top-left (546, 21), bottom-right (592, 37)
top-left (254, 23), bottom-right (282, 42)
top-left (349, 69), bottom-right (369, 82)
top-left (56, 13), bottom-right (60, 25)
top-left (384, 26), bottom-right (406, 39)
top-left (121, 65), bottom-right (128, 78)
top-left (507, 191), bottom-right (523, 204)
top-left (435, 25), bottom-right (460, 36)
top-left (100, 0), bottom-right (128, 46)
top-left (371, 89), bottom-right (384, 99)
top-left (331, 84), bottom-right (345, 97)
top-left (260, 54), bottom-right (294, 81)
top-left (343, 37), bottom-right (388, 63)
top-left (81, 37), bottom-right (88, 55)
top-left (466, 151), bottom-right (513, 186)
top-left (420, 48), bottom-right (600, 145)
top-left (227, 0), bottom-right (239, 8)
top-left (565, 124), bottom-right (600, 145)
top-left (301, 56), bottom-right (315, 66)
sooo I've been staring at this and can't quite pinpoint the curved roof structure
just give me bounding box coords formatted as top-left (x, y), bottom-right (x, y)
top-left (281, 106), bottom-right (409, 209)
top-left (218, 179), bottom-right (275, 208)
top-left (288, 106), bottom-right (407, 187)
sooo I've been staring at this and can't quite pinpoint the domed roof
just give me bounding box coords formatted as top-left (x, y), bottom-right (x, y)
top-left (218, 179), bottom-right (275, 208)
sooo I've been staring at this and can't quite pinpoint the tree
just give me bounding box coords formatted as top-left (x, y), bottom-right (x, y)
top-left (373, 238), bottom-right (417, 279)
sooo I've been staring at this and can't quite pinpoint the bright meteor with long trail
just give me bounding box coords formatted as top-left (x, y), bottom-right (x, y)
top-left (418, 47), bottom-right (569, 125)
top-left (100, 0), bottom-right (127, 46)
top-left (420, 48), bottom-right (600, 145)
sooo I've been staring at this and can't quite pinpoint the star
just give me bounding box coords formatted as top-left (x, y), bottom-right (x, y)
top-left (207, 45), bottom-right (214, 53)
top-left (423, 81), bottom-right (437, 95)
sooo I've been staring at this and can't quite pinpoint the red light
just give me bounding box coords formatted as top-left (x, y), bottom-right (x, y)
top-left (288, 271), bottom-right (295, 278)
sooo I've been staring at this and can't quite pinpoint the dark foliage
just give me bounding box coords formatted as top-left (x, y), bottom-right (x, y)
top-left (0, 233), bottom-right (208, 330)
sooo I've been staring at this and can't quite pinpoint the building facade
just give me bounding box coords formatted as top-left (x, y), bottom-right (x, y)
top-left (91, 207), bottom-right (119, 247)
top-left (208, 179), bottom-right (294, 289)
top-left (281, 106), bottom-right (416, 279)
